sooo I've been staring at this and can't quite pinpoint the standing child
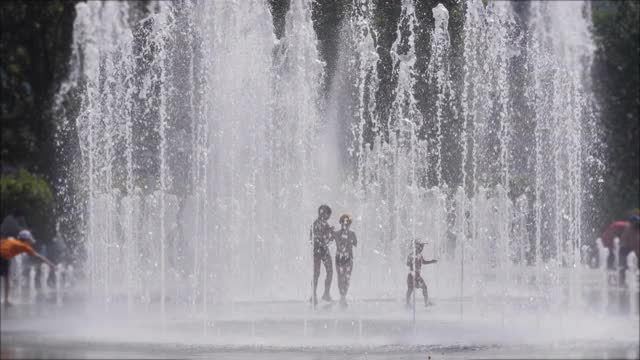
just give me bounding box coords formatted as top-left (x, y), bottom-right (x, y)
top-left (312, 204), bottom-right (335, 305)
top-left (334, 214), bottom-right (357, 308)
top-left (406, 239), bottom-right (437, 308)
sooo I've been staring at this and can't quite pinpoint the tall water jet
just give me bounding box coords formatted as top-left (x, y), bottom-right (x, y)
top-left (347, 0), bottom-right (379, 184)
top-left (387, 0), bottom-right (422, 292)
top-left (461, 0), bottom-right (515, 193)
top-left (57, 0), bottom-right (324, 309)
top-left (507, 1), bottom-right (598, 308)
top-left (526, 0), bottom-right (597, 269)
top-left (460, 0), bottom-right (518, 301)
top-left (424, 3), bottom-right (452, 187)
top-left (335, 0), bottom-right (382, 298)
top-left (55, 0), bottom-right (604, 316)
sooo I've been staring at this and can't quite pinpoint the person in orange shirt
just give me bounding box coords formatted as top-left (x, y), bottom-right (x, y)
top-left (1, 230), bottom-right (55, 307)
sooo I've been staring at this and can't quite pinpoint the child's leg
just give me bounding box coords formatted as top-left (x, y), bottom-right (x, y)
top-left (416, 276), bottom-right (428, 306)
top-left (421, 285), bottom-right (429, 306)
top-left (343, 260), bottom-right (353, 296)
top-left (313, 252), bottom-right (321, 300)
top-left (406, 273), bottom-right (414, 305)
top-left (336, 260), bottom-right (345, 296)
top-left (322, 252), bottom-right (333, 298)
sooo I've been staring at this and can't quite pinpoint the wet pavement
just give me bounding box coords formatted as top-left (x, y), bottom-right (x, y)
top-left (1, 299), bottom-right (638, 359)
top-left (2, 338), bottom-right (638, 360)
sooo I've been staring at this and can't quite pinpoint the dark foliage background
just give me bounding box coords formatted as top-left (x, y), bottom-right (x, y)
top-left (1, 0), bottom-right (637, 259)
top-left (1, 0), bottom-right (76, 248)
top-left (591, 1), bottom-right (640, 225)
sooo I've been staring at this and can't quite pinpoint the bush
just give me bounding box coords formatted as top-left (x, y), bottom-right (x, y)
top-left (0, 168), bottom-right (54, 241)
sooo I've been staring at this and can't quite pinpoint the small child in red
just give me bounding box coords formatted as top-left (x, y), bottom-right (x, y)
top-left (406, 240), bottom-right (437, 308)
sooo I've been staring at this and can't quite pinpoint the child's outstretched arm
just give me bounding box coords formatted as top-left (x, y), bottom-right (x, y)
top-left (32, 252), bottom-right (55, 268)
top-left (422, 259), bottom-right (437, 265)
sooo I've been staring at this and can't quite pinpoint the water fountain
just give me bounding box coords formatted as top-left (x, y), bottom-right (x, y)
top-left (3, 0), bottom-right (633, 356)
top-left (54, 0), bottom-right (324, 308)
top-left (58, 0), bottom-right (603, 309)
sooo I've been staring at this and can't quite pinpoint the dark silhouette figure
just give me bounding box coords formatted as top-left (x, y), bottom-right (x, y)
top-left (335, 214), bottom-right (357, 307)
top-left (406, 240), bottom-right (437, 308)
top-left (312, 204), bottom-right (334, 304)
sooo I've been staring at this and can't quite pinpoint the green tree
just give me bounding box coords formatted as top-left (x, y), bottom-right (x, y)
top-left (0, 1), bottom-right (77, 244)
top-left (592, 1), bottom-right (640, 224)
top-left (0, 169), bottom-right (54, 240)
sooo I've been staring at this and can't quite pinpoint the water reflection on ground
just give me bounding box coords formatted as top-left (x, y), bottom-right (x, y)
top-left (1, 338), bottom-right (638, 360)
top-left (1, 300), bottom-right (638, 359)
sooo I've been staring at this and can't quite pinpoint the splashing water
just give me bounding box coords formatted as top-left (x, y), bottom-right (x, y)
top-left (53, 0), bottom-right (619, 325)
top-left (56, 0), bottom-right (324, 310)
